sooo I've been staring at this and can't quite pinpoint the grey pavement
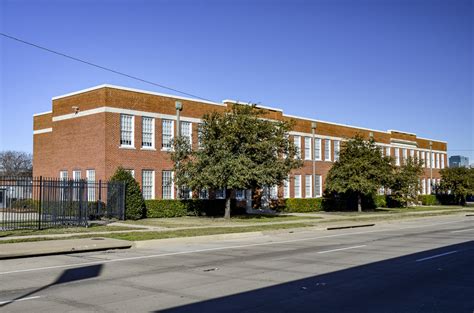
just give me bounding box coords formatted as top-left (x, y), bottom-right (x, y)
top-left (0, 214), bottom-right (473, 312)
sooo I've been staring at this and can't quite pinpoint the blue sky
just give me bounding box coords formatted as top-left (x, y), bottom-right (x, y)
top-left (1, 0), bottom-right (472, 161)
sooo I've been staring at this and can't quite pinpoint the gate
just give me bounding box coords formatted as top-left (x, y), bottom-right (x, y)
top-left (0, 176), bottom-right (125, 231)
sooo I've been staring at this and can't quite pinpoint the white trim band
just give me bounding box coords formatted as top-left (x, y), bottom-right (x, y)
top-left (33, 128), bottom-right (52, 135)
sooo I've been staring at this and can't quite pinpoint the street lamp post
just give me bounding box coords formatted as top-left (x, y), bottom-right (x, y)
top-left (429, 141), bottom-right (433, 194)
top-left (311, 122), bottom-right (317, 198)
top-left (175, 101), bottom-right (183, 199)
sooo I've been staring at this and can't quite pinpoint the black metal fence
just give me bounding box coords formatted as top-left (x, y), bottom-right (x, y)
top-left (0, 176), bottom-right (125, 231)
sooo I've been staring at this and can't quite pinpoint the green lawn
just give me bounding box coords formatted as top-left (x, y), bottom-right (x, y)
top-left (122, 214), bottom-right (321, 228)
top-left (0, 224), bottom-right (138, 238)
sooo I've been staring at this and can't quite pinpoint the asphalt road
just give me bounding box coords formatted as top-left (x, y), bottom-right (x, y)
top-left (0, 215), bottom-right (473, 313)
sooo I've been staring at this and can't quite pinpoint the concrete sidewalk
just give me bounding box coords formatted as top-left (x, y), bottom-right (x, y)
top-left (0, 237), bottom-right (132, 259)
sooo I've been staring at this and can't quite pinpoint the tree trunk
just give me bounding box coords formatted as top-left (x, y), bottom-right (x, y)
top-left (357, 194), bottom-right (362, 213)
top-left (224, 189), bottom-right (232, 219)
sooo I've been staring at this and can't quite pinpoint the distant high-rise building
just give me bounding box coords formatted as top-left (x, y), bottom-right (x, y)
top-left (449, 155), bottom-right (469, 168)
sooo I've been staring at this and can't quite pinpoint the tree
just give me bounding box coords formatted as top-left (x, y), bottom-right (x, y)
top-left (110, 167), bottom-right (145, 220)
top-left (0, 151), bottom-right (33, 176)
top-left (389, 156), bottom-right (424, 207)
top-left (439, 167), bottom-right (474, 206)
top-left (171, 104), bottom-right (302, 219)
top-left (325, 135), bottom-right (392, 212)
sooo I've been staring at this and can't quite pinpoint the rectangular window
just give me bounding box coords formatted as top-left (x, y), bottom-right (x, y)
top-left (162, 171), bottom-right (174, 199)
top-left (324, 139), bottom-right (331, 161)
top-left (402, 149), bottom-right (407, 162)
top-left (315, 175), bottom-right (322, 197)
top-left (394, 148), bottom-right (400, 166)
top-left (125, 169), bottom-right (135, 178)
top-left (421, 151), bottom-right (425, 167)
top-left (293, 136), bottom-right (301, 158)
top-left (180, 121), bottom-right (192, 147)
top-left (294, 175), bottom-right (301, 198)
top-left (86, 169), bottom-right (96, 201)
top-left (179, 185), bottom-right (192, 200)
top-left (162, 119), bottom-right (174, 149)
top-left (430, 152), bottom-right (434, 168)
top-left (141, 117), bottom-right (154, 148)
top-left (270, 186), bottom-right (278, 199)
top-left (120, 114), bottom-right (134, 147)
top-left (199, 189), bottom-right (209, 199)
top-left (60, 171), bottom-right (68, 181)
top-left (427, 178), bottom-right (432, 194)
top-left (314, 138), bottom-right (321, 160)
top-left (304, 137), bottom-right (312, 160)
top-left (142, 170), bottom-right (154, 200)
top-left (410, 149), bottom-right (415, 159)
top-left (422, 179), bottom-right (426, 195)
top-left (215, 188), bottom-right (226, 199)
top-left (334, 140), bottom-right (340, 161)
top-left (72, 170), bottom-right (81, 201)
top-left (441, 154), bottom-right (445, 169)
top-left (235, 190), bottom-right (245, 200)
top-left (305, 175), bottom-right (312, 198)
top-left (283, 176), bottom-right (290, 198)
top-left (385, 147), bottom-right (391, 157)
top-left (436, 153), bottom-right (440, 169)
top-left (73, 170), bottom-right (81, 181)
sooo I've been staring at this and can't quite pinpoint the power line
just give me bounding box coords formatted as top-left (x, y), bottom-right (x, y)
top-left (0, 32), bottom-right (215, 102)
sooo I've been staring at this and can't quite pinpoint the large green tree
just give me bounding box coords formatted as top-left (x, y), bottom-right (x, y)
top-left (325, 135), bottom-right (392, 212)
top-left (171, 104), bottom-right (302, 218)
top-left (389, 156), bottom-right (424, 207)
top-left (439, 167), bottom-right (474, 206)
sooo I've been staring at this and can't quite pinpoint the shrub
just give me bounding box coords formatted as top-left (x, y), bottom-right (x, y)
top-left (385, 195), bottom-right (404, 208)
top-left (374, 195), bottom-right (387, 208)
top-left (435, 194), bottom-right (457, 205)
top-left (110, 167), bottom-right (145, 220)
top-left (145, 200), bottom-right (188, 218)
top-left (418, 195), bottom-right (439, 206)
top-left (281, 198), bottom-right (323, 213)
top-left (10, 199), bottom-right (39, 211)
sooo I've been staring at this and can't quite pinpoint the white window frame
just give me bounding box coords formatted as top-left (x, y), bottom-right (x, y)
top-left (141, 116), bottom-right (155, 149)
top-left (304, 137), bottom-right (312, 160)
top-left (314, 138), bottom-right (322, 161)
top-left (142, 170), bottom-right (155, 200)
top-left (120, 114), bottom-right (135, 148)
top-left (215, 188), bottom-right (226, 199)
top-left (73, 170), bottom-right (81, 181)
top-left (270, 185), bottom-right (278, 200)
top-left (125, 169), bottom-right (135, 178)
top-left (436, 153), bottom-right (440, 169)
top-left (324, 139), bottom-right (331, 161)
top-left (161, 119), bottom-right (174, 150)
top-left (60, 170), bottom-right (68, 181)
top-left (235, 190), bottom-right (245, 200)
top-left (199, 189), bottom-right (209, 199)
top-left (385, 147), bottom-right (391, 157)
top-left (441, 154), bottom-right (445, 169)
top-left (410, 149), bottom-right (415, 159)
top-left (305, 175), bottom-right (312, 198)
top-left (315, 175), bottom-right (322, 198)
top-left (402, 148), bottom-right (407, 162)
top-left (421, 151), bottom-right (426, 167)
top-left (86, 169), bottom-right (96, 201)
top-left (283, 176), bottom-right (290, 198)
top-left (422, 178), bottom-right (426, 195)
top-left (430, 152), bottom-right (434, 169)
top-left (294, 175), bottom-right (302, 198)
top-left (293, 136), bottom-right (301, 159)
top-left (162, 170), bottom-right (174, 199)
top-left (180, 121), bottom-right (193, 147)
top-left (334, 140), bottom-right (340, 161)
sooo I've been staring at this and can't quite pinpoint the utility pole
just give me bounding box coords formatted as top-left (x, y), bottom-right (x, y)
top-left (311, 122), bottom-right (317, 198)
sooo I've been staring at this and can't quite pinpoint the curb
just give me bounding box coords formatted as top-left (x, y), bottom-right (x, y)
top-left (0, 238), bottom-right (132, 260)
top-left (327, 224), bottom-right (375, 230)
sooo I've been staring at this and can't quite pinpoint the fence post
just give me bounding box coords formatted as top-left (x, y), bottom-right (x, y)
top-left (38, 176), bottom-right (43, 230)
top-left (121, 182), bottom-right (126, 220)
top-left (98, 180), bottom-right (102, 217)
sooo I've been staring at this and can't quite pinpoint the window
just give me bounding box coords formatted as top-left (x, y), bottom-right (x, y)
top-left (142, 117), bottom-right (154, 148)
top-left (142, 170), bottom-right (155, 200)
top-left (421, 151), bottom-right (425, 167)
top-left (436, 153), bottom-right (440, 169)
top-left (305, 175), bottom-right (312, 198)
top-left (422, 179), bottom-right (426, 195)
top-left (162, 119), bottom-right (174, 149)
top-left (430, 152), bottom-right (434, 168)
top-left (199, 189), bottom-right (209, 199)
top-left (402, 149), bottom-right (407, 162)
top-left (427, 179), bottom-right (431, 194)
top-left (86, 169), bottom-right (96, 201)
top-left (334, 140), bottom-right (340, 161)
top-left (180, 121), bottom-right (192, 147)
top-left (60, 171), bottom-right (68, 181)
top-left (120, 114), bottom-right (134, 147)
top-left (162, 171), bottom-right (174, 199)
top-left (441, 154), bottom-right (445, 169)
top-left (283, 176), bottom-right (290, 198)
top-left (315, 175), bottom-right (322, 197)
top-left (270, 186), bottom-right (278, 199)
top-left (293, 136), bottom-right (301, 158)
top-left (314, 138), bottom-right (321, 160)
top-left (197, 123), bottom-right (204, 148)
top-left (385, 147), bottom-right (391, 157)
top-left (324, 139), bottom-right (331, 161)
top-left (294, 175), bottom-right (301, 198)
top-left (394, 148), bottom-right (400, 166)
top-left (235, 190), bottom-right (245, 200)
top-left (73, 170), bottom-right (81, 181)
top-left (304, 137), bottom-right (312, 160)
top-left (125, 169), bottom-right (135, 178)
top-left (410, 149), bottom-right (415, 159)
top-left (215, 188), bottom-right (226, 199)
top-left (179, 185), bottom-right (192, 200)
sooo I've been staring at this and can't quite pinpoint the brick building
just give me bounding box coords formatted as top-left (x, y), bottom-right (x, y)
top-left (33, 84), bottom-right (447, 200)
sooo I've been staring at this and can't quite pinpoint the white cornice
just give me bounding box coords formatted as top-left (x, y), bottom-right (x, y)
top-left (33, 111), bottom-right (52, 117)
top-left (33, 128), bottom-right (52, 135)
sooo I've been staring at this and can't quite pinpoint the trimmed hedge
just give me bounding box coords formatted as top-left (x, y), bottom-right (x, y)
top-left (281, 198), bottom-right (323, 213)
top-left (418, 195), bottom-right (439, 206)
top-left (145, 200), bottom-right (188, 218)
top-left (145, 199), bottom-right (246, 218)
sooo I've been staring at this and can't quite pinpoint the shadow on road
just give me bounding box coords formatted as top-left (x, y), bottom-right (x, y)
top-left (159, 241), bottom-right (474, 313)
top-left (0, 264), bottom-right (103, 308)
